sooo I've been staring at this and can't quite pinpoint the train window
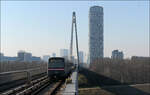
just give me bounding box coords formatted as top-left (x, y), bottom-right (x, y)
top-left (48, 62), bottom-right (64, 68)
top-left (49, 59), bottom-right (64, 63)
top-left (48, 58), bottom-right (65, 68)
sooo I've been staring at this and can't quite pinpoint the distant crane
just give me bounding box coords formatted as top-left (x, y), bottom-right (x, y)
top-left (69, 12), bottom-right (80, 68)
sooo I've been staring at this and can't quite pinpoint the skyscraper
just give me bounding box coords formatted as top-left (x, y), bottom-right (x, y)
top-left (43, 55), bottom-right (50, 62)
top-left (52, 53), bottom-right (56, 57)
top-left (111, 50), bottom-right (124, 60)
top-left (17, 51), bottom-right (26, 61)
top-left (17, 51), bottom-right (32, 62)
top-left (0, 53), bottom-right (4, 61)
top-left (24, 52), bottom-right (32, 62)
top-left (89, 6), bottom-right (104, 63)
top-left (79, 51), bottom-right (84, 63)
top-left (60, 49), bottom-right (69, 58)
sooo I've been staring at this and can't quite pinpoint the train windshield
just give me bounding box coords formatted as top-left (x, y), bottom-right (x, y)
top-left (48, 58), bottom-right (64, 68)
top-left (49, 59), bottom-right (64, 63)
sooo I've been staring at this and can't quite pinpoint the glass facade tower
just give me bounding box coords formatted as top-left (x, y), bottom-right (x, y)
top-left (89, 6), bottom-right (104, 63)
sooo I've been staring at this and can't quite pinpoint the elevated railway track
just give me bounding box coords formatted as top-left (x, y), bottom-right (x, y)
top-left (0, 11), bottom-right (79, 95)
top-left (1, 76), bottom-right (48, 95)
top-left (0, 68), bottom-right (47, 93)
top-left (0, 70), bottom-right (77, 95)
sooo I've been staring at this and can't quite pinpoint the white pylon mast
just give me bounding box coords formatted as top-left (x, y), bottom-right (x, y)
top-left (69, 12), bottom-right (80, 67)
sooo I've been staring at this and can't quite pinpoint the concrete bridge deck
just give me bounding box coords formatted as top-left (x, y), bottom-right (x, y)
top-left (62, 71), bottom-right (78, 95)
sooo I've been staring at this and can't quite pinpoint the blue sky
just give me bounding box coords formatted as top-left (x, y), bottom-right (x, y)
top-left (1, 1), bottom-right (149, 59)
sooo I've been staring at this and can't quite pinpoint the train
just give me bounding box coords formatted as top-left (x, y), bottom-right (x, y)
top-left (47, 57), bottom-right (75, 79)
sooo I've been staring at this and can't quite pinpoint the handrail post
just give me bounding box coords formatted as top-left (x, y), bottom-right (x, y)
top-left (27, 71), bottom-right (31, 84)
top-left (76, 70), bottom-right (78, 95)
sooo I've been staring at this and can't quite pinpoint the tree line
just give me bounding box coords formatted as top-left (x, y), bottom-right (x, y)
top-left (0, 61), bottom-right (47, 73)
top-left (89, 57), bottom-right (150, 84)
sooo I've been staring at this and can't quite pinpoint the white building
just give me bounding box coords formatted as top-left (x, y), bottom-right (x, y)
top-left (52, 53), bottom-right (56, 57)
top-left (0, 53), bottom-right (4, 61)
top-left (24, 53), bottom-right (32, 62)
top-left (17, 51), bottom-right (32, 62)
top-left (60, 49), bottom-right (69, 59)
top-left (79, 51), bottom-right (84, 63)
top-left (89, 6), bottom-right (104, 64)
top-left (17, 51), bottom-right (26, 61)
top-left (43, 55), bottom-right (50, 62)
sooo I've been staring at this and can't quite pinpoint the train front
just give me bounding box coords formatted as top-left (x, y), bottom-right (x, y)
top-left (48, 57), bottom-right (65, 79)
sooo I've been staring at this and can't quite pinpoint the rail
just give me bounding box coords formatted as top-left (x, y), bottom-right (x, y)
top-left (0, 67), bottom-right (47, 93)
top-left (1, 77), bottom-right (66, 95)
top-left (1, 76), bottom-right (48, 95)
top-left (0, 68), bottom-right (45, 75)
top-left (0, 68), bottom-right (78, 95)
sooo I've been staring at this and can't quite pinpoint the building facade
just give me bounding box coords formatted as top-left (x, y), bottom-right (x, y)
top-left (17, 51), bottom-right (26, 61)
top-left (18, 51), bottom-right (32, 62)
top-left (79, 51), bottom-right (84, 63)
top-left (52, 53), bottom-right (56, 57)
top-left (24, 53), bottom-right (32, 62)
top-left (31, 56), bottom-right (41, 62)
top-left (111, 50), bottom-right (124, 59)
top-left (0, 53), bottom-right (4, 61)
top-left (60, 49), bottom-right (69, 59)
top-left (1, 51), bottom-right (41, 62)
top-left (43, 55), bottom-right (50, 62)
top-left (89, 6), bottom-right (104, 63)
top-left (131, 56), bottom-right (150, 61)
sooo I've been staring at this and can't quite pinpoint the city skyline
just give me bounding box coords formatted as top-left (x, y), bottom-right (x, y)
top-left (1, 1), bottom-right (149, 58)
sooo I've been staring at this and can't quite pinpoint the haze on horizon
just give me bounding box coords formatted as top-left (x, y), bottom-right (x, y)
top-left (1, 1), bottom-right (149, 58)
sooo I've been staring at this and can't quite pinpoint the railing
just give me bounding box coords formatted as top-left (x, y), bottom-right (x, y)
top-left (62, 69), bottom-right (78, 95)
top-left (0, 67), bottom-right (47, 93)
top-left (0, 67), bottom-right (47, 84)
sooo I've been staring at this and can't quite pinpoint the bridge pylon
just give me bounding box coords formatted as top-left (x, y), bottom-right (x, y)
top-left (69, 12), bottom-right (80, 69)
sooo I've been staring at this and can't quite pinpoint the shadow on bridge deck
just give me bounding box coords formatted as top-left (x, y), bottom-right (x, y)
top-left (79, 67), bottom-right (150, 95)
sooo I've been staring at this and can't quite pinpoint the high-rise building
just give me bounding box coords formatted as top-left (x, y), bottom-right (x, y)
top-left (111, 50), bottom-right (124, 59)
top-left (17, 51), bottom-right (26, 61)
top-left (52, 53), bottom-right (56, 57)
top-left (1, 52), bottom-right (18, 62)
top-left (17, 51), bottom-right (32, 62)
top-left (24, 53), bottom-right (32, 62)
top-left (87, 53), bottom-right (90, 64)
top-left (43, 55), bottom-right (50, 62)
top-left (31, 56), bottom-right (41, 62)
top-left (89, 6), bottom-right (104, 63)
top-left (0, 53), bottom-right (4, 61)
top-left (60, 49), bottom-right (69, 59)
top-left (79, 51), bottom-right (84, 63)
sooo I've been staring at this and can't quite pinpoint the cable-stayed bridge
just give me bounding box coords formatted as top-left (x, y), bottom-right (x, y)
top-left (0, 12), bottom-right (79, 95)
